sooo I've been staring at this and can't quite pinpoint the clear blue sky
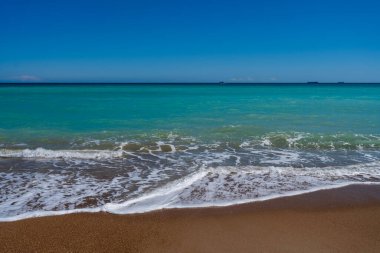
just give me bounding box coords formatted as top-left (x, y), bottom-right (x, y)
top-left (1, 0), bottom-right (379, 82)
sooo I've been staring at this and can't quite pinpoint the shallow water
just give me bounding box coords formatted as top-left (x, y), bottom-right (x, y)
top-left (1, 84), bottom-right (380, 220)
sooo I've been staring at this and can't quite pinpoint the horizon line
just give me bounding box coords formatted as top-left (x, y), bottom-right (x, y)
top-left (1, 82), bottom-right (380, 85)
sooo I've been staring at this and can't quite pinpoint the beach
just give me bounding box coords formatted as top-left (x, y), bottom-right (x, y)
top-left (1, 184), bottom-right (380, 253)
top-left (2, 0), bottom-right (380, 250)
top-left (1, 85), bottom-right (380, 252)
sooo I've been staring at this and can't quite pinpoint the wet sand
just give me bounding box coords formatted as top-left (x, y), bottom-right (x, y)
top-left (1, 184), bottom-right (380, 253)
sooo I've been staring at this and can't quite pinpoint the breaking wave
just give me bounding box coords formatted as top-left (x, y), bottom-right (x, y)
top-left (1, 131), bottom-right (380, 221)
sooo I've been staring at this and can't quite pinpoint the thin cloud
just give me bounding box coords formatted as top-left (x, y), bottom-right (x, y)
top-left (13, 75), bottom-right (42, 82)
top-left (230, 76), bottom-right (280, 82)
top-left (230, 76), bottom-right (255, 82)
top-left (269, 77), bottom-right (278, 81)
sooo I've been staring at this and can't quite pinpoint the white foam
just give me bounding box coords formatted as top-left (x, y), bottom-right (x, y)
top-left (106, 162), bottom-right (380, 214)
top-left (1, 134), bottom-right (380, 222)
top-left (104, 168), bottom-right (208, 214)
top-left (0, 148), bottom-right (123, 159)
top-left (1, 161), bottom-right (380, 222)
top-left (108, 182), bottom-right (380, 213)
top-left (2, 182), bottom-right (380, 222)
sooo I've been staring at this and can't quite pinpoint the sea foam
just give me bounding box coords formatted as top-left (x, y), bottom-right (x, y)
top-left (1, 160), bottom-right (380, 221)
top-left (0, 148), bottom-right (123, 159)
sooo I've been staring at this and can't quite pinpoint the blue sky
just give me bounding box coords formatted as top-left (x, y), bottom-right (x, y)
top-left (1, 0), bottom-right (379, 82)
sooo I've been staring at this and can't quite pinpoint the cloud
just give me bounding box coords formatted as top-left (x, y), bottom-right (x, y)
top-left (230, 76), bottom-right (280, 82)
top-left (269, 76), bottom-right (278, 81)
top-left (230, 76), bottom-right (255, 82)
top-left (12, 75), bottom-right (42, 82)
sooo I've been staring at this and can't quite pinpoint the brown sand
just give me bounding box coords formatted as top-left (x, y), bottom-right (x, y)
top-left (1, 184), bottom-right (380, 253)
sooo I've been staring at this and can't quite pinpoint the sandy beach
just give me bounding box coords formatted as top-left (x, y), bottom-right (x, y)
top-left (1, 184), bottom-right (380, 252)
top-left (2, 0), bottom-right (380, 250)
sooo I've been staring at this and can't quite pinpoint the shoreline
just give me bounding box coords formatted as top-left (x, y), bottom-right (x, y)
top-left (2, 181), bottom-right (380, 222)
top-left (1, 184), bottom-right (380, 252)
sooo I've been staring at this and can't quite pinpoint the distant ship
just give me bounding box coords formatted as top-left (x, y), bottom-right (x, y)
top-left (307, 82), bottom-right (319, 84)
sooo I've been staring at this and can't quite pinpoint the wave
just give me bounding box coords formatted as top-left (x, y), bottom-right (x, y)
top-left (0, 148), bottom-right (123, 159)
top-left (104, 162), bottom-right (380, 214)
top-left (1, 132), bottom-right (380, 154)
top-left (247, 132), bottom-right (380, 150)
top-left (1, 131), bottom-right (380, 221)
top-left (1, 161), bottom-right (380, 221)
top-left (1, 132), bottom-right (380, 160)
top-left (3, 182), bottom-right (380, 222)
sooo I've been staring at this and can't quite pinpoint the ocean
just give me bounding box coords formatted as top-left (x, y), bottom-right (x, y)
top-left (1, 84), bottom-right (380, 220)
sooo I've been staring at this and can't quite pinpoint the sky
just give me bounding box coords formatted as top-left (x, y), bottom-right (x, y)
top-left (0, 0), bottom-right (379, 83)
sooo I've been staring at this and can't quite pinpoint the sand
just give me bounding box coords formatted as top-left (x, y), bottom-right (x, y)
top-left (1, 184), bottom-right (380, 253)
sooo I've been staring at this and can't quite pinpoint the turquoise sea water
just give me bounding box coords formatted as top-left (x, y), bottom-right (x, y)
top-left (1, 84), bottom-right (380, 220)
